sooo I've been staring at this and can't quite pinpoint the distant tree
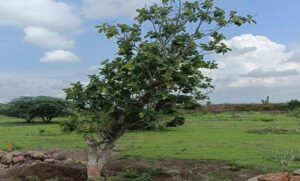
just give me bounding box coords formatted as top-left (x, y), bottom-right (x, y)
top-left (261, 96), bottom-right (270, 104)
top-left (0, 103), bottom-right (6, 115)
top-left (4, 96), bottom-right (69, 123)
top-left (63, 0), bottom-right (255, 179)
top-left (287, 99), bottom-right (300, 110)
top-left (34, 96), bottom-right (69, 123)
top-left (4, 97), bottom-right (37, 123)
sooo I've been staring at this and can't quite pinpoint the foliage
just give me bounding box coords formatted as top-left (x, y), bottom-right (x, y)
top-left (166, 116), bottom-right (185, 127)
top-left (3, 96), bottom-right (69, 123)
top-left (3, 97), bottom-right (37, 122)
top-left (0, 103), bottom-right (7, 115)
top-left (64, 0), bottom-right (255, 155)
top-left (287, 99), bottom-right (300, 110)
top-left (33, 96), bottom-right (69, 123)
top-left (203, 103), bottom-right (289, 113)
top-left (261, 96), bottom-right (270, 104)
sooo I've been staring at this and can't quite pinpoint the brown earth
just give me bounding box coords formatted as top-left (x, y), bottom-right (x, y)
top-left (0, 150), bottom-right (262, 181)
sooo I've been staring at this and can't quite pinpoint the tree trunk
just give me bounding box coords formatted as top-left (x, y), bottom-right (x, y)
top-left (87, 142), bottom-right (115, 180)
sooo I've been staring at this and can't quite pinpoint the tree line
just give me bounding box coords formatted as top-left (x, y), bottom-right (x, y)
top-left (0, 96), bottom-right (69, 123)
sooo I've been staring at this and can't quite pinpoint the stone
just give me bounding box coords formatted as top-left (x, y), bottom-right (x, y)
top-left (258, 172), bottom-right (289, 181)
top-left (53, 153), bottom-right (67, 161)
top-left (76, 160), bottom-right (87, 165)
top-left (0, 164), bottom-right (8, 170)
top-left (165, 170), bottom-right (181, 176)
top-left (11, 151), bottom-right (22, 156)
top-left (294, 169), bottom-right (300, 175)
top-left (290, 175), bottom-right (300, 181)
top-left (0, 150), bottom-right (5, 158)
top-left (0, 152), bottom-right (14, 165)
top-left (247, 175), bottom-right (264, 181)
top-left (44, 159), bottom-right (55, 163)
top-left (64, 158), bottom-right (74, 164)
top-left (12, 155), bottom-right (25, 164)
top-left (26, 151), bottom-right (46, 160)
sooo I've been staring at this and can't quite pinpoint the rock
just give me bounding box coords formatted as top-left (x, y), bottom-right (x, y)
top-left (11, 151), bottom-right (22, 156)
top-left (294, 169), bottom-right (300, 175)
top-left (26, 151), bottom-right (46, 160)
top-left (76, 160), bottom-right (87, 165)
top-left (0, 152), bottom-right (14, 165)
top-left (165, 169), bottom-right (181, 176)
top-left (12, 155), bottom-right (25, 164)
top-left (0, 164), bottom-right (8, 170)
top-left (258, 172), bottom-right (289, 181)
top-left (247, 175), bottom-right (264, 181)
top-left (64, 158), bottom-right (74, 164)
top-left (290, 175), bottom-right (300, 181)
top-left (53, 153), bottom-right (67, 161)
top-left (44, 159), bottom-right (55, 163)
top-left (0, 150), bottom-right (5, 158)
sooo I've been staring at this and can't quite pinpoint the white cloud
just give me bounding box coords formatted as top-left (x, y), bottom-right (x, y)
top-left (81, 0), bottom-right (159, 19)
top-left (0, 0), bottom-right (81, 33)
top-left (24, 26), bottom-right (75, 49)
top-left (207, 34), bottom-right (300, 103)
top-left (0, 74), bottom-right (69, 103)
top-left (0, 0), bottom-right (82, 55)
top-left (41, 50), bottom-right (80, 63)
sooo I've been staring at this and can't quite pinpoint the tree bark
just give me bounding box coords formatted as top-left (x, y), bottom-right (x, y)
top-left (87, 142), bottom-right (115, 180)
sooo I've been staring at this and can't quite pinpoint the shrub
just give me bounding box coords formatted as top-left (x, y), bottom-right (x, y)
top-left (166, 116), bottom-right (185, 127)
top-left (287, 99), bottom-right (300, 110)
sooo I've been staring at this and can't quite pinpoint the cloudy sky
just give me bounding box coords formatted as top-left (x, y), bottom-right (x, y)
top-left (0, 0), bottom-right (299, 103)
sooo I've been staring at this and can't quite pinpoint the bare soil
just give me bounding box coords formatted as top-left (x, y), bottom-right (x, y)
top-left (0, 150), bottom-right (262, 181)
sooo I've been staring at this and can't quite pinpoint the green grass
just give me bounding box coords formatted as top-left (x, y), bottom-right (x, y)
top-left (1, 112), bottom-right (300, 172)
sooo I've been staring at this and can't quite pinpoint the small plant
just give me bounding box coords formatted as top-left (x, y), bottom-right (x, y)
top-left (260, 117), bottom-right (274, 122)
top-left (38, 129), bottom-right (45, 135)
top-left (25, 176), bottom-right (40, 181)
top-left (206, 172), bottom-right (233, 181)
top-left (287, 100), bottom-right (300, 110)
top-left (274, 150), bottom-right (300, 170)
top-left (123, 168), bottom-right (140, 179)
top-left (7, 140), bottom-right (13, 151)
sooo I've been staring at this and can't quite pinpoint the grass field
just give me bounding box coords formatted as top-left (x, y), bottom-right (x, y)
top-left (1, 111), bottom-right (300, 172)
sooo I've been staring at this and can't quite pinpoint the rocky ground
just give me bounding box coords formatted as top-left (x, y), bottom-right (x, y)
top-left (0, 149), bottom-right (297, 181)
top-left (247, 171), bottom-right (300, 181)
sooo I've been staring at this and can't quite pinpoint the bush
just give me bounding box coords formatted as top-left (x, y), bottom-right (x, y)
top-left (287, 99), bottom-right (300, 110)
top-left (166, 116), bottom-right (185, 127)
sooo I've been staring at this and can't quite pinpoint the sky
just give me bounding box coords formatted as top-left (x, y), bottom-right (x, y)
top-left (0, 0), bottom-right (299, 103)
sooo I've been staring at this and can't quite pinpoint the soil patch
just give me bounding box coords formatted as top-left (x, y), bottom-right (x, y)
top-left (0, 150), bottom-right (262, 181)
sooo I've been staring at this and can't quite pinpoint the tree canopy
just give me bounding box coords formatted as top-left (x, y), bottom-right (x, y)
top-left (3, 96), bottom-right (69, 123)
top-left (63, 0), bottom-right (255, 179)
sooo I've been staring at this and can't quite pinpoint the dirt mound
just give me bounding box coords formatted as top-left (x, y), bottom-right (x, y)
top-left (0, 150), bottom-right (262, 181)
top-left (0, 163), bottom-right (86, 181)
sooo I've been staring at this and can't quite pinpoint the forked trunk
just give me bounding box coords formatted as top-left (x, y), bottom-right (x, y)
top-left (87, 142), bottom-right (114, 180)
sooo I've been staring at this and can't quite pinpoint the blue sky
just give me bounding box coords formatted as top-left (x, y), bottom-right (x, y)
top-left (0, 0), bottom-right (299, 103)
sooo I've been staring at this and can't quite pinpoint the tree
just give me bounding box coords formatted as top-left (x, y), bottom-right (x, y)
top-left (34, 96), bottom-right (69, 123)
top-left (4, 96), bottom-right (69, 123)
top-left (4, 97), bottom-right (37, 123)
top-left (64, 0), bottom-right (255, 179)
top-left (287, 99), bottom-right (300, 110)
